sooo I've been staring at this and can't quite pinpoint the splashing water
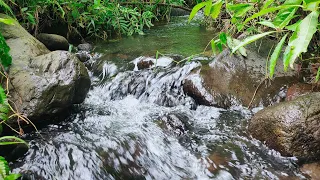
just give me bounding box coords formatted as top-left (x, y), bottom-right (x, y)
top-left (12, 16), bottom-right (306, 180)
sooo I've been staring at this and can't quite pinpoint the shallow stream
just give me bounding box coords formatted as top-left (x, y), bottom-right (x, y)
top-left (12, 16), bottom-right (307, 180)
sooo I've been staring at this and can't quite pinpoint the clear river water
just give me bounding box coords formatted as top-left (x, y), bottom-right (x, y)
top-left (12, 16), bottom-right (307, 180)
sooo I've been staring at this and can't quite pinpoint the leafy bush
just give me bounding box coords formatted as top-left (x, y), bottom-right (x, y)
top-left (1, 0), bottom-right (186, 39)
top-left (0, 156), bottom-right (20, 180)
top-left (189, 0), bottom-right (320, 81)
top-left (0, 3), bottom-right (27, 179)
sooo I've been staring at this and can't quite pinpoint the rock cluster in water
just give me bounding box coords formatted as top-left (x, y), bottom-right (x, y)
top-left (0, 14), bottom-right (91, 127)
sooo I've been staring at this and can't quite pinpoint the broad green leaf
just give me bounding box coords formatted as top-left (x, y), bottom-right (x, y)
top-left (216, 41), bottom-right (223, 52)
top-left (316, 66), bottom-right (320, 82)
top-left (210, 0), bottom-right (223, 19)
top-left (227, 3), bottom-right (253, 17)
top-left (263, 0), bottom-right (275, 9)
top-left (273, 7), bottom-right (300, 28)
top-left (0, 18), bottom-right (14, 25)
top-left (231, 31), bottom-right (275, 53)
top-left (211, 40), bottom-right (217, 55)
top-left (204, 1), bottom-right (212, 16)
top-left (219, 32), bottom-right (227, 46)
top-left (258, 20), bottom-right (277, 29)
top-left (243, 5), bottom-right (301, 24)
top-left (283, 11), bottom-right (319, 70)
top-left (4, 173), bottom-right (21, 180)
top-left (188, 1), bottom-right (207, 22)
top-left (0, 32), bottom-right (12, 68)
top-left (269, 34), bottom-right (288, 78)
top-left (0, 136), bottom-right (27, 146)
top-left (285, 20), bottom-right (302, 31)
top-left (303, 1), bottom-right (320, 11)
top-left (227, 36), bottom-right (247, 56)
top-left (233, 38), bottom-right (247, 56)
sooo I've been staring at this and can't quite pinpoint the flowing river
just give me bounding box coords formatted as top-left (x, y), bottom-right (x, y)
top-left (12, 16), bottom-right (307, 180)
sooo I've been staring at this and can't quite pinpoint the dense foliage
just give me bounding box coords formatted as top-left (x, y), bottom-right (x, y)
top-left (0, 2), bottom-right (28, 179)
top-left (1, 0), bottom-right (185, 39)
top-left (189, 0), bottom-right (320, 81)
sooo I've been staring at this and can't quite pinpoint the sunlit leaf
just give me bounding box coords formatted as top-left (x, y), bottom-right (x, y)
top-left (231, 31), bottom-right (275, 53)
top-left (188, 1), bottom-right (208, 22)
top-left (0, 18), bottom-right (14, 25)
top-left (227, 3), bottom-right (253, 17)
top-left (285, 20), bottom-right (302, 31)
top-left (316, 66), bottom-right (320, 82)
top-left (204, 1), bottom-right (212, 16)
top-left (263, 0), bottom-right (275, 9)
top-left (211, 40), bottom-right (216, 55)
top-left (283, 11), bottom-right (319, 70)
top-left (210, 0), bottom-right (223, 19)
top-left (269, 34), bottom-right (288, 78)
top-left (219, 32), bottom-right (227, 46)
top-left (258, 20), bottom-right (277, 29)
top-left (243, 5), bottom-right (301, 25)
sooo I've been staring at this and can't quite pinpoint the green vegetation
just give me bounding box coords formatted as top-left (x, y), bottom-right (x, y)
top-left (0, 2), bottom-right (28, 179)
top-left (0, 156), bottom-right (20, 180)
top-left (189, 0), bottom-right (320, 81)
top-left (1, 0), bottom-right (185, 39)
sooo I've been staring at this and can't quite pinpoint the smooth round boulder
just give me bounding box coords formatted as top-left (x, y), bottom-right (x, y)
top-left (248, 92), bottom-right (320, 160)
top-left (37, 33), bottom-right (69, 51)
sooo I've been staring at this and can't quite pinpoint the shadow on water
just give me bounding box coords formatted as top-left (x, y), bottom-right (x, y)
top-left (11, 16), bottom-right (307, 180)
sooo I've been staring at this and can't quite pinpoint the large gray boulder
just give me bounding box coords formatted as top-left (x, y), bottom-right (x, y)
top-left (36, 33), bottom-right (69, 51)
top-left (248, 92), bottom-right (320, 160)
top-left (0, 14), bottom-right (90, 125)
top-left (183, 39), bottom-right (298, 108)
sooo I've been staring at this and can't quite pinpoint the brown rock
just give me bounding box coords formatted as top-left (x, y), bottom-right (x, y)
top-left (300, 162), bottom-right (320, 180)
top-left (286, 83), bottom-right (318, 101)
top-left (249, 92), bottom-right (320, 160)
top-left (183, 39), bottom-right (298, 108)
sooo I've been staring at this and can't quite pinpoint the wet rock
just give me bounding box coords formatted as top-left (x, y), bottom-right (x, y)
top-left (0, 143), bottom-right (28, 161)
top-left (184, 39), bottom-right (297, 108)
top-left (36, 33), bottom-right (69, 51)
top-left (170, 8), bottom-right (190, 16)
top-left (249, 92), bottom-right (320, 160)
top-left (300, 162), bottom-right (320, 179)
top-left (286, 83), bottom-right (316, 101)
top-left (75, 51), bottom-right (91, 62)
top-left (183, 71), bottom-right (215, 106)
top-left (99, 62), bottom-right (200, 108)
top-left (133, 56), bottom-right (173, 71)
top-left (9, 51), bottom-right (91, 122)
top-left (77, 43), bottom-right (93, 52)
top-left (0, 15), bottom-right (91, 126)
top-left (137, 58), bottom-right (154, 70)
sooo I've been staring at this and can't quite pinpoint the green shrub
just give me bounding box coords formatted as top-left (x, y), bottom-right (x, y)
top-left (2, 0), bottom-right (185, 39)
top-left (189, 0), bottom-right (320, 81)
